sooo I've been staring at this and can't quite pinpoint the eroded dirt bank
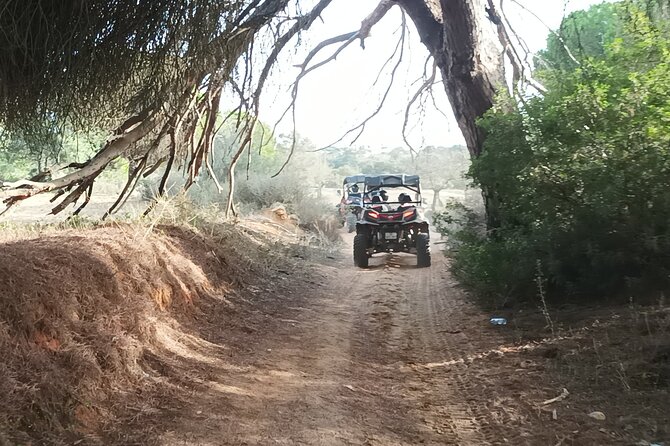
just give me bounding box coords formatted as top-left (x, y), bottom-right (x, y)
top-left (0, 226), bottom-right (667, 445)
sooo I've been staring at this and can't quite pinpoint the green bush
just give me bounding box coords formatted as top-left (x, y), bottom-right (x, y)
top-left (235, 174), bottom-right (309, 210)
top-left (442, 4), bottom-right (670, 301)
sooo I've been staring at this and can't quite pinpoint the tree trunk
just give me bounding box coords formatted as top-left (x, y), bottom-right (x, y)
top-left (432, 188), bottom-right (442, 212)
top-left (396, 0), bottom-right (505, 228)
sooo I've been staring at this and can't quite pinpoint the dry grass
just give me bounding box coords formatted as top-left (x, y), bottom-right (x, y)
top-left (0, 225), bottom-right (217, 443)
top-left (0, 216), bottom-right (99, 243)
top-left (0, 196), bottom-right (332, 444)
top-left (506, 298), bottom-right (670, 444)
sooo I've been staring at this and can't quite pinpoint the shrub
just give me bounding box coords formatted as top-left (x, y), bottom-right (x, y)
top-left (442, 5), bottom-right (670, 301)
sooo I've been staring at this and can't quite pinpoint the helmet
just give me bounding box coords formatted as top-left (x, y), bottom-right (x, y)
top-left (350, 184), bottom-right (359, 193)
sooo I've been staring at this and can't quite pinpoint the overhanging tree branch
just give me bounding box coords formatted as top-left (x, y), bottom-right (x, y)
top-left (313, 12), bottom-right (407, 151)
top-left (0, 0), bottom-right (298, 216)
top-left (222, 0), bottom-right (336, 218)
top-left (402, 58), bottom-right (437, 155)
top-left (270, 0), bottom-right (400, 168)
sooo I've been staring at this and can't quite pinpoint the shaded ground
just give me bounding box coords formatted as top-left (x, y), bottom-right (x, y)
top-left (109, 233), bottom-right (669, 445)
top-left (0, 224), bottom-right (667, 445)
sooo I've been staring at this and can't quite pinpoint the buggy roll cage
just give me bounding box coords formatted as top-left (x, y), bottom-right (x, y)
top-left (343, 174), bottom-right (369, 186)
top-left (340, 174), bottom-right (367, 208)
top-left (363, 174), bottom-right (422, 206)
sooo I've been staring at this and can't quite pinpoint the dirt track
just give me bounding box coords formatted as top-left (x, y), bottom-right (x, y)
top-left (146, 234), bottom-right (568, 446)
top-left (2, 222), bottom-right (665, 445)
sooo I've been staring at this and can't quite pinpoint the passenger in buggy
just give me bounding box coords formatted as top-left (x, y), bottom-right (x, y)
top-left (370, 195), bottom-right (388, 212)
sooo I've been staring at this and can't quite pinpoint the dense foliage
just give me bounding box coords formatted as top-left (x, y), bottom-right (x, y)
top-left (443, 1), bottom-right (670, 301)
top-left (0, 0), bottom-right (281, 132)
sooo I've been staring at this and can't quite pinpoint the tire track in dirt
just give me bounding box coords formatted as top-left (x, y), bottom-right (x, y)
top-left (407, 252), bottom-right (497, 444)
top-left (155, 233), bottom-right (516, 445)
top-left (393, 250), bottom-right (536, 446)
top-left (347, 248), bottom-right (498, 445)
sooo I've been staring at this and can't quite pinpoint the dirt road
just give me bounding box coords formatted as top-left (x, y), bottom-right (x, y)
top-left (137, 234), bottom-right (572, 446)
top-left (2, 217), bottom-right (665, 444)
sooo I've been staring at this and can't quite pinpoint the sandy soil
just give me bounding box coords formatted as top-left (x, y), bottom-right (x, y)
top-left (108, 232), bottom-right (667, 446)
top-left (156, 238), bottom-right (506, 445)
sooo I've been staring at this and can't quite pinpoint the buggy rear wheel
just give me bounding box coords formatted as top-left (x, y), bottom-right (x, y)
top-left (353, 233), bottom-right (369, 268)
top-left (416, 233), bottom-right (431, 267)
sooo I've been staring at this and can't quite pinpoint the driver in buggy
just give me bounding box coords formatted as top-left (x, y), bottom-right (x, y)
top-left (370, 195), bottom-right (387, 212)
top-left (347, 184), bottom-right (362, 201)
top-left (397, 193), bottom-right (414, 210)
top-left (343, 184), bottom-right (363, 208)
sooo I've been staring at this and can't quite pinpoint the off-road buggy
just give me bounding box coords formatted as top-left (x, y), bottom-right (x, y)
top-left (353, 174), bottom-right (431, 268)
top-left (337, 175), bottom-right (367, 233)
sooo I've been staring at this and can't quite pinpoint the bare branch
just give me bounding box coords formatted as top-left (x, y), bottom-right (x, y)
top-left (219, 0), bottom-right (337, 217)
top-left (485, 0), bottom-right (547, 96)
top-left (499, 0), bottom-right (533, 69)
top-left (295, 32), bottom-right (358, 73)
top-left (51, 178), bottom-right (97, 215)
top-left (224, 120), bottom-right (256, 218)
top-left (294, 33), bottom-right (359, 84)
top-left (359, 0), bottom-right (395, 47)
top-left (102, 152), bottom-right (151, 219)
top-left (2, 111), bottom-right (163, 201)
top-left (402, 59), bottom-right (437, 155)
top-left (508, 0), bottom-right (581, 67)
top-left (70, 183), bottom-right (94, 217)
top-left (253, 0), bottom-right (335, 115)
top-left (268, 0), bottom-right (399, 170)
top-left (270, 101), bottom-right (298, 178)
top-left (312, 11), bottom-right (407, 151)
top-left (206, 154), bottom-right (224, 193)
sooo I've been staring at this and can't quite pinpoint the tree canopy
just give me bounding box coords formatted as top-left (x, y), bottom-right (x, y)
top-left (0, 0), bottom-right (520, 219)
top-left (0, 0), bottom-right (338, 215)
top-left (0, 0), bottom-right (288, 131)
top-left (536, 2), bottom-right (622, 73)
top-left (443, 0), bottom-right (670, 300)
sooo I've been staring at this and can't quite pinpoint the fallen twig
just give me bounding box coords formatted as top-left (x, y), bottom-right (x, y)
top-left (540, 388), bottom-right (569, 406)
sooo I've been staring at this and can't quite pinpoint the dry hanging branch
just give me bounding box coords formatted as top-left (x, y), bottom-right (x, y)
top-left (267, 0), bottom-right (400, 171)
top-left (314, 13), bottom-right (407, 151)
top-left (0, 0), bottom-right (339, 217)
top-left (507, 0), bottom-right (582, 67)
top-left (222, 0), bottom-right (336, 218)
top-left (487, 0), bottom-right (546, 95)
top-left (402, 58), bottom-right (438, 155)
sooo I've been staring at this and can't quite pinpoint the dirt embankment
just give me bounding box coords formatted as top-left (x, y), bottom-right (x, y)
top-left (0, 221), bottom-right (307, 445)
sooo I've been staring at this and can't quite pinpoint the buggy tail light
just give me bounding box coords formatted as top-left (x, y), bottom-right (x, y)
top-left (402, 209), bottom-right (415, 219)
top-left (366, 210), bottom-right (379, 220)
